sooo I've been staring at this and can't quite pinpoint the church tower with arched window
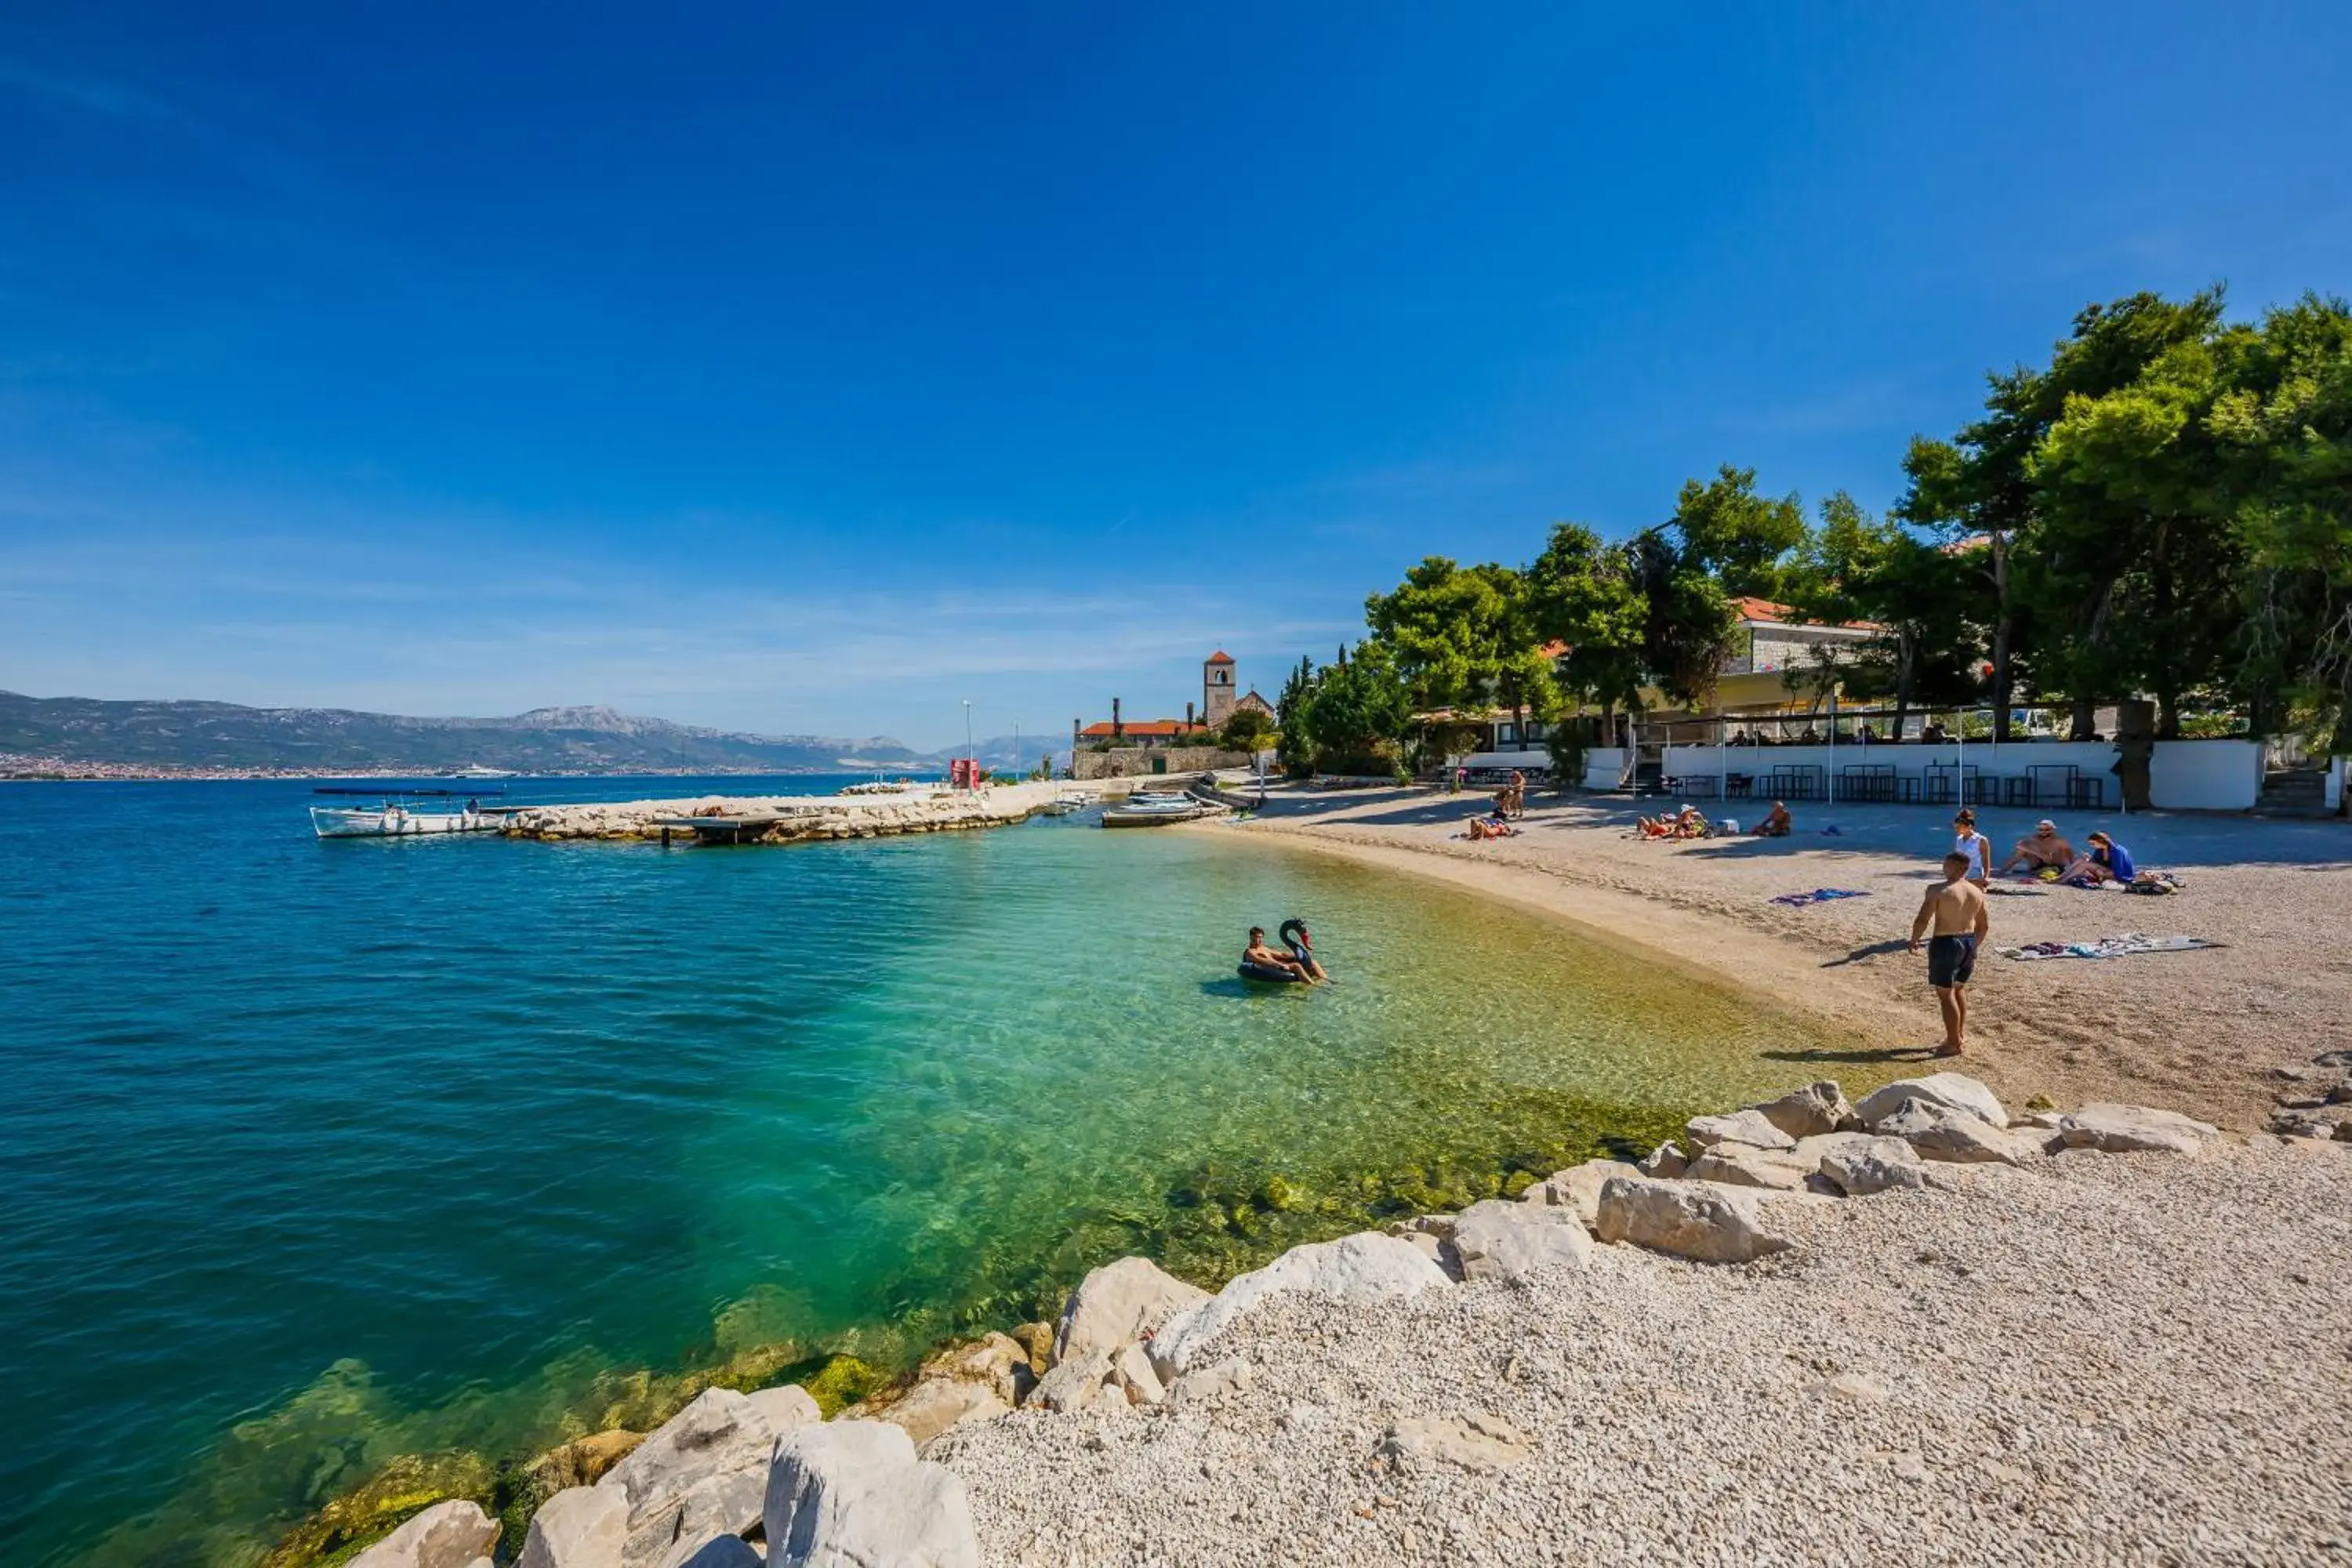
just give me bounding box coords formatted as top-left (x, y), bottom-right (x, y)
top-left (1203, 651), bottom-right (1236, 727)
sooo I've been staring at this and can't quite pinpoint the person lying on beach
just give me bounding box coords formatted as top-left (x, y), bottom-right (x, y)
top-left (1998, 820), bottom-right (2075, 873)
top-left (1755, 801), bottom-right (1791, 837)
top-left (1908, 851), bottom-right (1991, 1057)
top-left (1243, 927), bottom-right (1312, 980)
top-left (1467, 815), bottom-right (1519, 840)
top-left (2060, 829), bottom-right (2136, 886)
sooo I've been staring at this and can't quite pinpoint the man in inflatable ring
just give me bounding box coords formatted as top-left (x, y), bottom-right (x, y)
top-left (1243, 927), bottom-right (1314, 982)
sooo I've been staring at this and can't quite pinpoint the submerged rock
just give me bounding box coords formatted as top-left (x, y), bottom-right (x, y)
top-left (264, 1451), bottom-right (495, 1568)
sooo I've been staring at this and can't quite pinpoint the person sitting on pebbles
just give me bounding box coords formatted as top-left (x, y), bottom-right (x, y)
top-left (1998, 818), bottom-right (2075, 876)
top-left (2061, 829), bottom-right (2136, 887)
top-left (1755, 800), bottom-right (1792, 837)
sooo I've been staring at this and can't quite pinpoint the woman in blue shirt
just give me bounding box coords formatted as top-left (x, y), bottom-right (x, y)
top-left (2067, 829), bottom-right (2136, 885)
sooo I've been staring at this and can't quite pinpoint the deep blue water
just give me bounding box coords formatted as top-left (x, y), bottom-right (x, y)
top-left (0, 776), bottom-right (1819, 1566)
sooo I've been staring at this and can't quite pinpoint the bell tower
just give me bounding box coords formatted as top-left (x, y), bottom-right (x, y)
top-left (1203, 650), bottom-right (1236, 727)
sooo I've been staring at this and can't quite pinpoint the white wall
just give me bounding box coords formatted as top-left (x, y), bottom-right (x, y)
top-left (1643, 737), bottom-right (2274, 811)
top-left (2328, 757), bottom-right (2345, 812)
top-left (1583, 747), bottom-right (1629, 790)
top-left (2149, 739), bottom-right (2264, 811)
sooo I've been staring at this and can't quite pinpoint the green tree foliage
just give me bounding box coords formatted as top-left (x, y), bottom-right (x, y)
top-left (1525, 523), bottom-right (1646, 724)
top-left (1273, 655), bottom-right (1317, 777)
top-left (1284, 289), bottom-right (2352, 766)
top-left (1294, 641), bottom-right (1412, 776)
top-left (1216, 706), bottom-right (1278, 753)
top-left (1364, 559), bottom-right (1558, 728)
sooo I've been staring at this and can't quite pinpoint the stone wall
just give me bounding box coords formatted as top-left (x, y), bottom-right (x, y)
top-left (1073, 747), bottom-right (1255, 781)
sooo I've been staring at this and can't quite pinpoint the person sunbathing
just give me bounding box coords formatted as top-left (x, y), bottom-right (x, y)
top-left (1999, 819), bottom-right (2075, 873)
top-left (1755, 801), bottom-right (1791, 837)
top-left (1467, 815), bottom-right (1519, 840)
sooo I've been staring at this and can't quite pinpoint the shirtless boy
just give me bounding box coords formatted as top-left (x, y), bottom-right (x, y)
top-left (1908, 851), bottom-right (1991, 1056)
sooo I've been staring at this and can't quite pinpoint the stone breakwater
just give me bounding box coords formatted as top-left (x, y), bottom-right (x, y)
top-left (496, 781), bottom-right (1096, 844)
top-left (305, 1062), bottom-right (2352, 1567)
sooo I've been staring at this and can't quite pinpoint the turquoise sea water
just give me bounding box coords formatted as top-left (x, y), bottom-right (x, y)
top-left (0, 778), bottom-right (1831, 1565)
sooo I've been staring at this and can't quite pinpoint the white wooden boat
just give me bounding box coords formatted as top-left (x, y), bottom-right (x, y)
top-left (310, 803), bottom-right (495, 838)
top-left (1101, 793), bottom-right (1214, 828)
top-left (310, 786), bottom-right (502, 839)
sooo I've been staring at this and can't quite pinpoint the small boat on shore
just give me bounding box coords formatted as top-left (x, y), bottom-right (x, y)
top-left (310, 788), bottom-right (499, 839)
top-left (1038, 790), bottom-right (1094, 815)
top-left (1101, 791), bottom-right (1214, 828)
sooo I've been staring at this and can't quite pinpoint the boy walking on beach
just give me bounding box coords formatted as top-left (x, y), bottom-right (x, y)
top-left (1909, 851), bottom-right (1990, 1056)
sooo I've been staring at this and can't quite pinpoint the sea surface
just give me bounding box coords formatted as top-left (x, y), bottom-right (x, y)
top-left (0, 776), bottom-right (1831, 1565)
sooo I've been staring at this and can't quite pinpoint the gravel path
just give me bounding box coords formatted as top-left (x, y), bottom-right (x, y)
top-left (1226, 789), bottom-right (2352, 1127)
top-left (942, 1137), bottom-right (2352, 1565)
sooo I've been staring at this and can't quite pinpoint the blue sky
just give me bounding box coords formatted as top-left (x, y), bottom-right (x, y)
top-left (2, 5), bottom-right (2347, 747)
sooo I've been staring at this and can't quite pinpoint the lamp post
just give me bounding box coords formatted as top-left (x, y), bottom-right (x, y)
top-left (963, 700), bottom-right (974, 786)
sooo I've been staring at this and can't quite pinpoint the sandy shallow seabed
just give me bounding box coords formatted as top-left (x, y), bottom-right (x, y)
top-left (1206, 786), bottom-right (2352, 1129)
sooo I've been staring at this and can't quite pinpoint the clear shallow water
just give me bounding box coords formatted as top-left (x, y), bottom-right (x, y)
top-left (0, 777), bottom-right (1831, 1565)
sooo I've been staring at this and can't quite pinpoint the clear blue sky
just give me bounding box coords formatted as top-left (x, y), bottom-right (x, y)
top-left (2, 5), bottom-right (2346, 747)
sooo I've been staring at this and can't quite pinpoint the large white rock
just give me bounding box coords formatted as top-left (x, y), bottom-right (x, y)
top-left (1149, 1232), bottom-right (1451, 1378)
top-left (1817, 1137), bottom-right (1928, 1196)
top-left (1593, 1174), bottom-right (1793, 1264)
top-left (1523, 1159), bottom-right (1639, 1228)
top-left (1790, 1131), bottom-right (1882, 1168)
top-left (598, 1388), bottom-right (781, 1567)
top-left (349, 1501), bottom-right (501, 1568)
top-left (1749, 1080), bottom-right (1857, 1140)
top-left (1683, 1145), bottom-right (1813, 1191)
top-left (1636, 1141), bottom-right (1689, 1178)
top-left (1856, 1073), bottom-right (2006, 1131)
top-left (1450, 1199), bottom-right (1594, 1283)
top-left (1029, 1347), bottom-right (1116, 1413)
top-left (1873, 1098), bottom-right (2037, 1167)
top-left (764, 1420), bottom-right (979, 1568)
top-left (2056, 1102), bottom-right (2219, 1155)
top-left (1051, 1256), bottom-right (1210, 1364)
top-left (521, 1486), bottom-right (627, 1568)
top-left (1109, 1342), bottom-right (1166, 1406)
top-left (878, 1379), bottom-right (1011, 1446)
top-left (743, 1385), bottom-right (821, 1436)
top-left (1683, 1109), bottom-right (1796, 1151)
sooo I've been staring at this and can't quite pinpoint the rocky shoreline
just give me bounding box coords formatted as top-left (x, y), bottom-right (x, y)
top-left (495, 781), bottom-right (1098, 844)
top-left (297, 1064), bottom-right (2352, 1567)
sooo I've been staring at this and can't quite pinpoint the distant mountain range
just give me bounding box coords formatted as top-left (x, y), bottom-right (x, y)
top-left (0, 690), bottom-right (1046, 775)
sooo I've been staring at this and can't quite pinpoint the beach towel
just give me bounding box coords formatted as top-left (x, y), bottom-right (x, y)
top-left (2117, 870), bottom-right (2186, 895)
top-left (1769, 887), bottom-right (1873, 907)
top-left (1995, 933), bottom-right (2220, 962)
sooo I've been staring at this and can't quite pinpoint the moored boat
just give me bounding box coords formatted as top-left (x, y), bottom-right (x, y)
top-left (310, 786), bottom-right (501, 839)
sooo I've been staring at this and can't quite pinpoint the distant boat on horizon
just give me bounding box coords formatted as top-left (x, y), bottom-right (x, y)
top-left (448, 764), bottom-right (517, 779)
